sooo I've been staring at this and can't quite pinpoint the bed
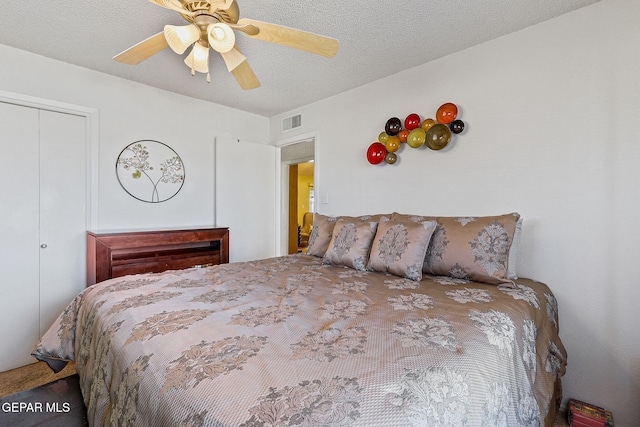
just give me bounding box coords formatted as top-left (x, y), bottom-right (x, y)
top-left (34, 212), bottom-right (567, 426)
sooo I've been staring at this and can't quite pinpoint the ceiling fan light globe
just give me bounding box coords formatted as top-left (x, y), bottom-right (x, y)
top-left (164, 24), bottom-right (200, 54)
top-left (207, 23), bottom-right (235, 53)
top-left (212, 27), bottom-right (225, 40)
top-left (184, 42), bottom-right (210, 73)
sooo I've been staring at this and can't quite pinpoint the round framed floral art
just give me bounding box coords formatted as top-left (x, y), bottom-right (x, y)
top-left (116, 140), bottom-right (185, 203)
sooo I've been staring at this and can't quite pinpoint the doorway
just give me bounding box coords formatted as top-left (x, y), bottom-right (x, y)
top-left (280, 139), bottom-right (315, 255)
top-left (288, 161), bottom-right (314, 254)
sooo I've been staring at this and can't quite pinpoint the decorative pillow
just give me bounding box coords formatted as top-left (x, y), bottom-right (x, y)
top-left (392, 212), bottom-right (520, 285)
top-left (306, 214), bottom-right (338, 257)
top-left (322, 219), bottom-right (378, 270)
top-left (306, 214), bottom-right (390, 257)
top-left (367, 219), bottom-right (437, 281)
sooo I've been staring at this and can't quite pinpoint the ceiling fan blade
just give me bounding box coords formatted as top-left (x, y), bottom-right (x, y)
top-left (113, 32), bottom-right (169, 65)
top-left (237, 18), bottom-right (339, 58)
top-left (228, 23), bottom-right (259, 36)
top-left (219, 47), bottom-right (260, 89)
top-left (148, 0), bottom-right (195, 16)
top-left (220, 47), bottom-right (247, 72)
top-left (231, 60), bottom-right (261, 90)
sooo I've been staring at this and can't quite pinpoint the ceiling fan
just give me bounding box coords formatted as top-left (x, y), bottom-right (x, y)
top-left (113, 0), bottom-right (339, 90)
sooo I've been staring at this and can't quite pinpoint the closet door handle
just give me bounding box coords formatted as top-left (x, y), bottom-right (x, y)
top-left (40, 244), bottom-right (48, 249)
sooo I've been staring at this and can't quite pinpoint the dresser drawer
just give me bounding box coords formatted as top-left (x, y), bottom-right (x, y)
top-left (111, 253), bottom-right (221, 278)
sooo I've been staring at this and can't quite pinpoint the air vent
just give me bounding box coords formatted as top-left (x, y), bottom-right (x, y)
top-left (282, 113), bottom-right (303, 132)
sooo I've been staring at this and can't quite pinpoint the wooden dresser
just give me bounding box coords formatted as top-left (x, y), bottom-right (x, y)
top-left (86, 227), bottom-right (229, 286)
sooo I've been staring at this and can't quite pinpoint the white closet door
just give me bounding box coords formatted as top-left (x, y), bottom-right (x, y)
top-left (0, 104), bottom-right (87, 371)
top-left (215, 138), bottom-right (277, 262)
top-left (39, 110), bottom-right (87, 334)
top-left (0, 103), bottom-right (41, 370)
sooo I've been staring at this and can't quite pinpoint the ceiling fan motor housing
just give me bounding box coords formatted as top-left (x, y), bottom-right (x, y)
top-left (182, 1), bottom-right (240, 24)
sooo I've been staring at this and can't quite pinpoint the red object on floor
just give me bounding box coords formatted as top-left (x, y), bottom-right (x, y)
top-left (567, 398), bottom-right (613, 427)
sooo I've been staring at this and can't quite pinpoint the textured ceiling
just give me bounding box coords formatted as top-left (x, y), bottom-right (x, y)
top-left (0, 0), bottom-right (600, 117)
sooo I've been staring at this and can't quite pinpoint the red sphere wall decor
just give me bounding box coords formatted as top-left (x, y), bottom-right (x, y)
top-left (366, 142), bottom-right (387, 165)
top-left (365, 103), bottom-right (467, 166)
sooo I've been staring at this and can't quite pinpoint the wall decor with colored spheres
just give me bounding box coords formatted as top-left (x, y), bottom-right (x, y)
top-left (366, 102), bottom-right (466, 165)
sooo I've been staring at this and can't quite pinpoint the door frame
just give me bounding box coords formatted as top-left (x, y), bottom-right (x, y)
top-left (274, 131), bottom-right (318, 256)
top-left (0, 90), bottom-right (99, 230)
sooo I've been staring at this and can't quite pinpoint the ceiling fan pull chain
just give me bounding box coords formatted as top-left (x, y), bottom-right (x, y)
top-left (206, 72), bottom-right (211, 83)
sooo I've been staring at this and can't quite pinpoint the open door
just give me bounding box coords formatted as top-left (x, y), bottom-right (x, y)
top-left (215, 137), bottom-right (277, 262)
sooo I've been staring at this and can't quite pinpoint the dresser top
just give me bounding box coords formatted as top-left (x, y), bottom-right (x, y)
top-left (87, 226), bottom-right (228, 236)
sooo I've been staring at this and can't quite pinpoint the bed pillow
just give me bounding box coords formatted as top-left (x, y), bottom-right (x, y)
top-left (306, 214), bottom-right (390, 257)
top-left (306, 214), bottom-right (338, 257)
top-left (322, 219), bottom-right (378, 270)
top-left (392, 212), bottom-right (520, 285)
top-left (367, 218), bottom-right (437, 281)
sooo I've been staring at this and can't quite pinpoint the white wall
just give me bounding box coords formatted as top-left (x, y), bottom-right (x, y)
top-left (270, 0), bottom-right (640, 424)
top-left (0, 44), bottom-right (269, 231)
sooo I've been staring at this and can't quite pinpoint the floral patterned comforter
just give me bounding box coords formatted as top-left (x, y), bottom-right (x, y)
top-left (34, 254), bottom-right (566, 426)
